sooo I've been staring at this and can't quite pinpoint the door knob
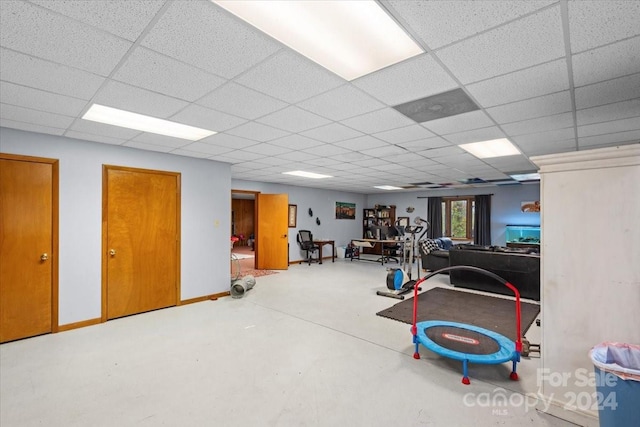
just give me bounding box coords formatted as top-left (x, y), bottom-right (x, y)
top-left (109, 249), bottom-right (116, 256)
top-left (40, 253), bottom-right (48, 261)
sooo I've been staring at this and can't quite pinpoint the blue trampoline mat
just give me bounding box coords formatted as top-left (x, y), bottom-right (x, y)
top-left (416, 320), bottom-right (517, 365)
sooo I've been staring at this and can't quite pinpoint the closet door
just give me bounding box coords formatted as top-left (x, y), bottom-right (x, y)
top-left (103, 165), bottom-right (180, 320)
top-left (1, 155), bottom-right (57, 343)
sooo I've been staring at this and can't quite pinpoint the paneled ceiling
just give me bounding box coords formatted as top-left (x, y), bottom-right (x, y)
top-left (1, 0), bottom-right (639, 193)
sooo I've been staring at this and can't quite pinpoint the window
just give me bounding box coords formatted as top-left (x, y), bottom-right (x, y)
top-left (442, 196), bottom-right (475, 240)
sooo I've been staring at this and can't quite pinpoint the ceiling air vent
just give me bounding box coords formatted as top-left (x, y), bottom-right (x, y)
top-left (393, 88), bottom-right (479, 123)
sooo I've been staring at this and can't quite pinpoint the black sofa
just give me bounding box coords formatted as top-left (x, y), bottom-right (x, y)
top-left (448, 245), bottom-right (540, 301)
top-left (420, 237), bottom-right (454, 272)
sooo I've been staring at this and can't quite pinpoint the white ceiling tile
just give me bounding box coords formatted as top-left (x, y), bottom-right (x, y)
top-left (0, 81), bottom-right (87, 117)
top-left (388, 0), bottom-right (554, 49)
top-left (331, 135), bottom-right (388, 151)
top-left (341, 108), bottom-right (415, 134)
top-left (373, 124), bottom-right (435, 144)
top-left (94, 80), bottom-right (189, 118)
top-left (577, 117), bottom-right (640, 138)
top-left (300, 144), bottom-right (353, 157)
top-left (568, 0), bottom-right (640, 53)
top-left (512, 127), bottom-right (576, 145)
top-left (398, 136), bottom-right (451, 151)
top-left (443, 126), bottom-right (506, 145)
top-left (129, 132), bottom-right (193, 148)
top-left (300, 123), bottom-right (363, 143)
top-left (576, 100), bottom-right (640, 126)
top-left (0, 49), bottom-right (105, 100)
top-left (268, 134), bottom-right (323, 150)
top-left (238, 142), bottom-right (292, 156)
top-left (256, 106), bottom-right (331, 133)
top-left (277, 151), bottom-right (319, 162)
top-left (501, 112), bottom-right (575, 136)
top-left (235, 50), bottom-right (344, 104)
top-left (422, 110), bottom-right (494, 135)
top-left (352, 54), bottom-right (458, 105)
top-left (123, 140), bottom-right (174, 153)
top-left (359, 145), bottom-right (409, 158)
top-left (575, 73), bottom-right (640, 109)
top-left (30, 0), bottom-right (165, 41)
top-left (0, 103), bottom-right (74, 129)
top-left (486, 91), bottom-right (573, 124)
top-left (0, 1), bottom-right (131, 76)
top-left (225, 121), bottom-right (289, 142)
top-left (179, 141), bottom-right (235, 156)
top-left (297, 84), bottom-right (384, 121)
top-left (170, 149), bottom-right (213, 159)
top-left (68, 118), bottom-right (141, 140)
top-left (0, 118), bottom-right (65, 136)
top-left (418, 145), bottom-right (466, 159)
top-left (113, 47), bottom-right (227, 102)
top-left (65, 130), bottom-right (127, 146)
top-left (466, 59), bottom-right (569, 107)
top-left (224, 151), bottom-right (266, 162)
top-left (197, 133), bottom-right (258, 150)
top-left (578, 131), bottom-right (640, 148)
top-left (435, 6), bottom-right (565, 84)
top-left (197, 83), bottom-right (287, 120)
top-left (572, 36), bottom-right (640, 87)
top-left (169, 104), bottom-right (246, 132)
top-left (141, 1), bottom-right (281, 79)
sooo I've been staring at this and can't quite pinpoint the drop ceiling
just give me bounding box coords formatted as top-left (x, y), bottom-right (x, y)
top-left (1, 0), bottom-right (639, 194)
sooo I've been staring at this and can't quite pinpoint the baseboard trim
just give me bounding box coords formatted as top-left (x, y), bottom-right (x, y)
top-left (180, 291), bottom-right (230, 305)
top-left (57, 317), bottom-right (102, 332)
top-left (537, 396), bottom-right (598, 427)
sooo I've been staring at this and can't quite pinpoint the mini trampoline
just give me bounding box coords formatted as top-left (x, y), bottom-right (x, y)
top-left (411, 266), bottom-right (523, 384)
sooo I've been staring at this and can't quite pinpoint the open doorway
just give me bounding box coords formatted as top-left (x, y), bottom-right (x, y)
top-left (231, 190), bottom-right (258, 276)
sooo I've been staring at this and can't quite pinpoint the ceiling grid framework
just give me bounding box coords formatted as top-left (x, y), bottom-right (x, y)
top-left (0, 0), bottom-right (639, 193)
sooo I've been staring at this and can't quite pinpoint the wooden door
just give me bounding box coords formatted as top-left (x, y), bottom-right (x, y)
top-left (0, 154), bottom-right (58, 343)
top-left (256, 193), bottom-right (288, 270)
top-left (103, 166), bottom-right (180, 320)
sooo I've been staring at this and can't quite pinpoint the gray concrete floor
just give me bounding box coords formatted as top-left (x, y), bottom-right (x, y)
top-left (0, 258), bottom-right (577, 426)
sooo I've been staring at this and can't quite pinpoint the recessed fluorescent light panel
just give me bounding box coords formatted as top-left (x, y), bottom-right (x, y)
top-left (82, 104), bottom-right (216, 141)
top-left (283, 170), bottom-right (333, 179)
top-left (374, 185), bottom-right (403, 190)
top-left (459, 138), bottom-right (521, 159)
top-left (510, 173), bottom-right (541, 181)
top-left (212, 0), bottom-right (423, 81)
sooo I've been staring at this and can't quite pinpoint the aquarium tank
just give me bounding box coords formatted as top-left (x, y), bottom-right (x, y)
top-left (505, 225), bottom-right (540, 246)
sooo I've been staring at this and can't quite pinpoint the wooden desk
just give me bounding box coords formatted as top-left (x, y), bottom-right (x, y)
top-left (351, 239), bottom-right (400, 265)
top-left (313, 240), bottom-right (335, 264)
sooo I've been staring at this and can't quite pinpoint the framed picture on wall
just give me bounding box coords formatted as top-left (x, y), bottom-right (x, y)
top-left (397, 217), bottom-right (409, 228)
top-left (288, 204), bottom-right (297, 227)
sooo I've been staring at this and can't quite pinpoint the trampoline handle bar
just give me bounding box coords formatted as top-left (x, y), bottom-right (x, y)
top-left (410, 265), bottom-right (523, 351)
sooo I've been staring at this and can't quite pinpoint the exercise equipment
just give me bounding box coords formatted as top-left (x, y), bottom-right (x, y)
top-left (411, 265), bottom-right (523, 385)
top-left (376, 218), bottom-right (427, 300)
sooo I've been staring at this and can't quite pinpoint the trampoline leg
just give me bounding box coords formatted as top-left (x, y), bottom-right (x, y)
top-left (462, 360), bottom-right (470, 385)
top-left (413, 342), bottom-right (421, 359)
top-left (510, 360), bottom-right (519, 381)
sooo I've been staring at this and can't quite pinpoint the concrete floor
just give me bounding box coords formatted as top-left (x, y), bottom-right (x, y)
top-left (0, 258), bottom-right (578, 426)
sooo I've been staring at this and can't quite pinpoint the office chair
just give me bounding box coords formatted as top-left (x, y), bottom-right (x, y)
top-left (297, 230), bottom-right (320, 265)
top-left (381, 227), bottom-right (401, 263)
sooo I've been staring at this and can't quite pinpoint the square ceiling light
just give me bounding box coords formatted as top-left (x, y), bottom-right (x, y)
top-left (283, 170), bottom-right (332, 179)
top-left (459, 138), bottom-right (521, 159)
top-left (213, 1), bottom-right (423, 81)
top-left (374, 185), bottom-right (403, 190)
top-left (82, 104), bottom-right (216, 141)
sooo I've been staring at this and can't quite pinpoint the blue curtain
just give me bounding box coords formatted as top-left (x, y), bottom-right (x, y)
top-left (427, 197), bottom-right (442, 239)
top-left (474, 194), bottom-right (491, 245)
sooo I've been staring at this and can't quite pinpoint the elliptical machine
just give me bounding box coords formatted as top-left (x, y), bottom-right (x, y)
top-left (376, 217), bottom-right (429, 300)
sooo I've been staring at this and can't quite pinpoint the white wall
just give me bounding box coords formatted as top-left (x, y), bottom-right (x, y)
top-left (533, 145), bottom-right (640, 425)
top-left (231, 179), bottom-right (366, 261)
top-left (367, 183), bottom-right (541, 246)
top-left (1, 127), bottom-right (231, 325)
